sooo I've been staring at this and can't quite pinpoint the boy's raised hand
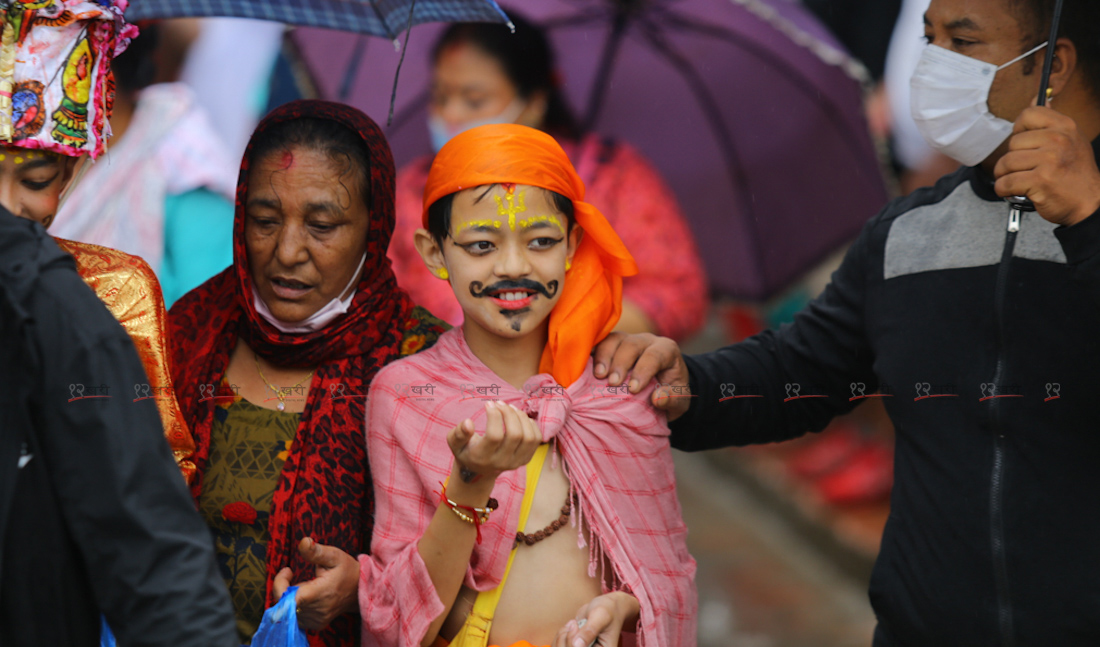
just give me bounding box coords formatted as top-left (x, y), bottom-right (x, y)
top-left (447, 400), bottom-right (542, 482)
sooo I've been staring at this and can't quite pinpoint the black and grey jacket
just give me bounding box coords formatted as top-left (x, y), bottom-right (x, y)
top-left (671, 141), bottom-right (1100, 646)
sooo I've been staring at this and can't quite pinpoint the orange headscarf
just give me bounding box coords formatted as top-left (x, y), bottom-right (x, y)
top-left (423, 124), bottom-right (637, 387)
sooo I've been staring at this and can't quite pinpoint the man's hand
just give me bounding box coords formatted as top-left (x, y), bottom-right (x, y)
top-left (592, 332), bottom-right (691, 421)
top-left (994, 105), bottom-right (1100, 227)
top-left (272, 537), bottom-right (360, 631)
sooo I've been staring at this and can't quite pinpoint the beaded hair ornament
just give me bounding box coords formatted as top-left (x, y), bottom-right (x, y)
top-left (0, 0), bottom-right (136, 160)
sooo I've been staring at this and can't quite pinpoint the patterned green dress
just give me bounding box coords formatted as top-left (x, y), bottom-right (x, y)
top-left (197, 307), bottom-right (448, 642)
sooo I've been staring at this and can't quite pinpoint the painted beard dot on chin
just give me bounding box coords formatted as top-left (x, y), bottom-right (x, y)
top-left (499, 307), bottom-right (530, 331)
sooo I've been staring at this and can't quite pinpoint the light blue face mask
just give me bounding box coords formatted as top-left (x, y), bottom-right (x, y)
top-left (428, 98), bottom-right (527, 152)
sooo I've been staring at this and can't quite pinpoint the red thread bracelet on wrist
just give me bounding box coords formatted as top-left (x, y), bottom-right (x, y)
top-left (437, 483), bottom-right (499, 544)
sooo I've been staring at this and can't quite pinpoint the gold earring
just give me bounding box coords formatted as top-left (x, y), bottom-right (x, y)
top-left (565, 260), bottom-right (572, 271)
top-left (436, 268), bottom-right (449, 280)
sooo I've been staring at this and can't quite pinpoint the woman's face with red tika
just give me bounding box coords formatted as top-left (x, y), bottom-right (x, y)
top-left (0, 146), bottom-right (77, 227)
top-left (245, 146), bottom-right (371, 324)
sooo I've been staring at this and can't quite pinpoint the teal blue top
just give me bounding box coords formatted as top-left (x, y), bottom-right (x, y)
top-left (160, 188), bottom-right (235, 308)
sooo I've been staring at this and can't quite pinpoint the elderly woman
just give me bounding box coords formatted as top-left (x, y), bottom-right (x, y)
top-left (168, 100), bottom-right (447, 646)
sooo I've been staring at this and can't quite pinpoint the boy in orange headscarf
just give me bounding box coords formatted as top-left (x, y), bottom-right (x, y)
top-left (359, 124), bottom-right (696, 647)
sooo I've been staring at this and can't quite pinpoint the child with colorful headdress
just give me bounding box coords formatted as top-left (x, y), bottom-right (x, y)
top-left (0, 0), bottom-right (196, 482)
top-left (361, 123), bottom-right (697, 647)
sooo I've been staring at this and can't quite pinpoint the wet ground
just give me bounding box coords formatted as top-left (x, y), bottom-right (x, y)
top-left (674, 452), bottom-right (877, 647)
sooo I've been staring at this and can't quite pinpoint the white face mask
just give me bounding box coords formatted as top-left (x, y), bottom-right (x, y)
top-left (910, 42), bottom-right (1047, 167)
top-left (253, 252), bottom-right (367, 334)
top-left (428, 97), bottom-right (527, 152)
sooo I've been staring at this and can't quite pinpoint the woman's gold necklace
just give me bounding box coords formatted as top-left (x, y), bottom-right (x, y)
top-left (253, 353), bottom-right (315, 412)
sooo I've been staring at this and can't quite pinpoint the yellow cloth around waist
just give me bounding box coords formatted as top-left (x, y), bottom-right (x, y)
top-left (433, 641), bottom-right (543, 647)
top-left (444, 443), bottom-right (550, 647)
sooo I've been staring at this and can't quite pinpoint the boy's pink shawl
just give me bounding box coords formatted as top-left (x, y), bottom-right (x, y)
top-left (359, 328), bottom-right (697, 647)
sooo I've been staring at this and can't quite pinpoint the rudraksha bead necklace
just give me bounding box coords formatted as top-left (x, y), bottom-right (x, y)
top-left (515, 491), bottom-right (573, 546)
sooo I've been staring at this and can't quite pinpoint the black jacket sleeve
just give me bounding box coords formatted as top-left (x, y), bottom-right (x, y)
top-left (670, 217), bottom-right (880, 452)
top-left (28, 253), bottom-right (238, 647)
top-left (1055, 206), bottom-right (1100, 287)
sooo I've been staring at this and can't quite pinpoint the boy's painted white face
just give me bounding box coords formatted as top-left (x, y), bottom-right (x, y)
top-left (0, 146), bottom-right (76, 228)
top-left (444, 183), bottom-right (578, 338)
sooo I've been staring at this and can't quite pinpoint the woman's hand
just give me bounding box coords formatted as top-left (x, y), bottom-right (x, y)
top-left (553, 592), bottom-right (641, 647)
top-left (447, 400), bottom-right (542, 485)
top-left (272, 537), bottom-right (360, 631)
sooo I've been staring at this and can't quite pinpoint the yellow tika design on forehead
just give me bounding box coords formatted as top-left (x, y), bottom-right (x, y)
top-left (517, 214), bottom-right (565, 233)
top-left (453, 189), bottom-right (561, 236)
top-left (494, 190), bottom-right (526, 231)
top-left (453, 218), bottom-right (502, 236)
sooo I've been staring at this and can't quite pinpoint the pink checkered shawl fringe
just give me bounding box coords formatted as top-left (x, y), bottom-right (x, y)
top-left (359, 328), bottom-right (697, 647)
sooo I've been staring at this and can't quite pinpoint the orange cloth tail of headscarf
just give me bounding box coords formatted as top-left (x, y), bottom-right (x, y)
top-left (423, 124), bottom-right (637, 387)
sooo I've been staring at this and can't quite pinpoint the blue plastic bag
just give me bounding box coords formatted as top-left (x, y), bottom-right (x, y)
top-left (100, 616), bottom-right (116, 647)
top-left (251, 586), bottom-right (308, 647)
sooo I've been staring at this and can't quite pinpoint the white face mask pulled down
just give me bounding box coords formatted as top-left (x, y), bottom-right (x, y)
top-left (428, 98), bottom-right (527, 153)
top-left (910, 42), bottom-right (1047, 167)
top-left (253, 252), bottom-right (367, 334)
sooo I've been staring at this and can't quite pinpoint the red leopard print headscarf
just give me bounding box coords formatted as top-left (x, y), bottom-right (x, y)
top-left (169, 100), bottom-right (416, 647)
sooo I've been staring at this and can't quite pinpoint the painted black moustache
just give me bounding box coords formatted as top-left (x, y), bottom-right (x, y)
top-left (469, 279), bottom-right (559, 299)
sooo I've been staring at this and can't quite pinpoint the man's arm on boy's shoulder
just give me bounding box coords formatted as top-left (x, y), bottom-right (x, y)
top-left (598, 218), bottom-right (882, 453)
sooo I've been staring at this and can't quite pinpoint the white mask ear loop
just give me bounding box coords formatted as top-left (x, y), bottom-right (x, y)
top-left (339, 252), bottom-right (368, 302)
top-left (998, 42), bottom-right (1048, 71)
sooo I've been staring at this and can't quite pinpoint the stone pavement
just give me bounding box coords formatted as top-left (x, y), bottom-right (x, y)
top-left (675, 452), bottom-right (877, 647)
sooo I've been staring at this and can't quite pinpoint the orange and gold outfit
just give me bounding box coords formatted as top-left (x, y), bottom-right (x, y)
top-left (54, 237), bottom-right (197, 483)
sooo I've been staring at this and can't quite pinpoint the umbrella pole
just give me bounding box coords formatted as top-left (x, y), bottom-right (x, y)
top-left (387, 0), bottom-right (418, 126)
top-left (582, 11), bottom-right (630, 132)
top-left (1036, 0), bottom-right (1065, 108)
top-left (1005, 0), bottom-right (1064, 213)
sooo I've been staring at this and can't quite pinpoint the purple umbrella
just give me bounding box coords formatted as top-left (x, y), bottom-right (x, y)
top-left (292, 0), bottom-right (890, 300)
top-left (127, 0), bottom-right (510, 38)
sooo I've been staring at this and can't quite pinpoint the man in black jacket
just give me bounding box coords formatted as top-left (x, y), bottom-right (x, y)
top-left (591, 0), bottom-right (1100, 644)
top-left (0, 209), bottom-right (237, 646)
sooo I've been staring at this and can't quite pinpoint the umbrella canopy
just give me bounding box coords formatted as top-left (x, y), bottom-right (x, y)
top-left (293, 0), bottom-right (891, 301)
top-left (126, 0), bottom-right (510, 38)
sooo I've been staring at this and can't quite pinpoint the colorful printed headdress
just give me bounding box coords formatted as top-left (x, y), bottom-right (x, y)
top-left (0, 0), bottom-right (136, 159)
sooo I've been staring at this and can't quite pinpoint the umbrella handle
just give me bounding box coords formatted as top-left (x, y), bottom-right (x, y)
top-left (1005, 0), bottom-right (1064, 211)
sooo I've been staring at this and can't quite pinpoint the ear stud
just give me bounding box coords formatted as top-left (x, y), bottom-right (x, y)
top-left (436, 268), bottom-right (449, 280)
